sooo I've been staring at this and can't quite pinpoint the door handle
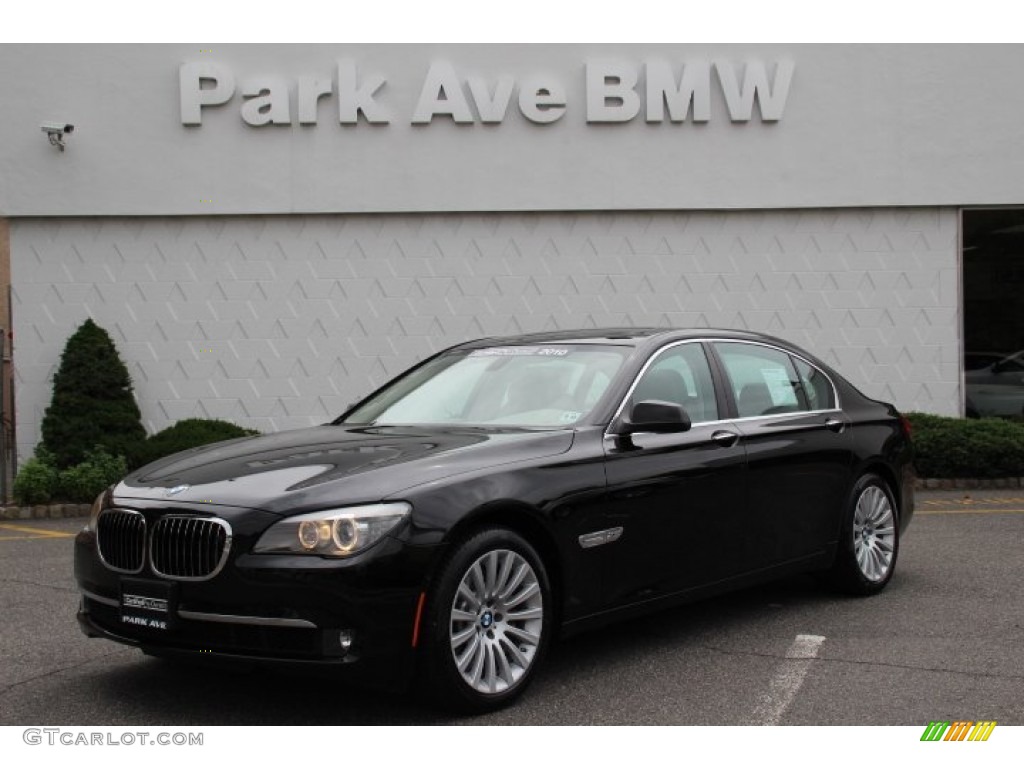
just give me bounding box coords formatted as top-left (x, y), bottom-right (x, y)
top-left (824, 418), bottom-right (845, 433)
top-left (711, 430), bottom-right (740, 447)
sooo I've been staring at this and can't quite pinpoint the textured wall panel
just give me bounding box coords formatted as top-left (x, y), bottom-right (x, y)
top-left (11, 209), bottom-right (960, 460)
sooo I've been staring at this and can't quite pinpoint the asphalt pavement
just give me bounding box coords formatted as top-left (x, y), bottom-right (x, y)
top-left (0, 489), bottom-right (1021, 725)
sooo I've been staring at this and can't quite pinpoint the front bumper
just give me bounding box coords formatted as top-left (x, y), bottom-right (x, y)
top-left (74, 508), bottom-right (440, 680)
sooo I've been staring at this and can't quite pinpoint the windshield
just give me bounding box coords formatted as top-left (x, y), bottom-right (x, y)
top-left (342, 344), bottom-right (630, 428)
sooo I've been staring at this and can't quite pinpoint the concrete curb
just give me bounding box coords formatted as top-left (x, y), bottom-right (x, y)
top-left (1, 503), bottom-right (92, 520)
top-left (913, 477), bottom-right (1024, 490)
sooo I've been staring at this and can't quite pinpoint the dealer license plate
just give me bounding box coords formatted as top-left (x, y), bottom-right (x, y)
top-left (119, 578), bottom-right (177, 631)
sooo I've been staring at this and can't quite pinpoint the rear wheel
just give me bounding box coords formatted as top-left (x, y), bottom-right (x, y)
top-left (829, 474), bottom-right (899, 595)
top-left (420, 527), bottom-right (551, 713)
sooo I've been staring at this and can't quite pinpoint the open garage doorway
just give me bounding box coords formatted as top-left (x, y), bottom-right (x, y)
top-left (963, 208), bottom-right (1024, 419)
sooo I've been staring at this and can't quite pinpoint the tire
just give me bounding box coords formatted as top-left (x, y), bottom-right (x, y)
top-left (420, 527), bottom-right (552, 713)
top-left (828, 473), bottom-right (900, 595)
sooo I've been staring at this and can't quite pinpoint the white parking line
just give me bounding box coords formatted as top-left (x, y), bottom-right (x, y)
top-left (752, 634), bottom-right (825, 726)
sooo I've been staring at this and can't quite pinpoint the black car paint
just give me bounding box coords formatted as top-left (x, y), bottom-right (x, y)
top-left (75, 328), bottom-right (914, 678)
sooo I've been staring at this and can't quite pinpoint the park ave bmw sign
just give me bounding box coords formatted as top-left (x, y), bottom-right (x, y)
top-left (179, 58), bottom-right (794, 127)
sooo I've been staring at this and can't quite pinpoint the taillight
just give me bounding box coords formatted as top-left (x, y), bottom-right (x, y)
top-left (899, 414), bottom-right (912, 438)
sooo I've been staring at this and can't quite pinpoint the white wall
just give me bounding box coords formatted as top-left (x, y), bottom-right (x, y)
top-left (1, 44), bottom-right (1023, 216)
top-left (11, 208), bottom-right (959, 460)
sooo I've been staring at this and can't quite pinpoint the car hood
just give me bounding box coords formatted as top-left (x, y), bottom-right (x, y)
top-left (114, 425), bottom-right (575, 516)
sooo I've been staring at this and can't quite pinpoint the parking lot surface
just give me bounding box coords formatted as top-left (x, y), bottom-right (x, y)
top-left (1, 490), bottom-right (1021, 726)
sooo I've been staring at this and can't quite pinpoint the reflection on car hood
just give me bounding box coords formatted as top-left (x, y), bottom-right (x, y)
top-left (114, 425), bottom-right (575, 515)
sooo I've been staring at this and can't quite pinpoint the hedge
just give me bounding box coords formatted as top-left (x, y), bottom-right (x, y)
top-left (14, 419), bottom-right (260, 504)
top-left (906, 412), bottom-right (1024, 478)
top-left (129, 418), bottom-right (260, 470)
top-left (13, 446), bottom-right (126, 505)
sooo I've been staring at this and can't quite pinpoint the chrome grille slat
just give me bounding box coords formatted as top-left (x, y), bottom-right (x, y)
top-left (187, 518), bottom-right (197, 578)
top-left (150, 515), bottom-right (232, 582)
top-left (172, 518), bottom-right (180, 576)
top-left (96, 509), bottom-right (146, 574)
top-left (181, 519), bottom-right (188, 578)
top-left (198, 521), bottom-right (206, 576)
top-left (116, 513), bottom-right (123, 569)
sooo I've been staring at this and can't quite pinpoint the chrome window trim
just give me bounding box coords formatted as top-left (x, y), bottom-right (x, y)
top-left (721, 408), bottom-right (843, 425)
top-left (149, 515), bottom-right (233, 582)
top-left (603, 409), bottom-right (845, 444)
top-left (176, 609), bottom-right (316, 629)
top-left (605, 337), bottom-right (842, 437)
top-left (96, 508), bottom-right (147, 575)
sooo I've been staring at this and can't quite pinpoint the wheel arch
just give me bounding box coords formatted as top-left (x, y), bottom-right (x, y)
top-left (826, 463), bottom-right (902, 595)
top-left (436, 501), bottom-right (564, 628)
top-left (829, 460), bottom-right (902, 548)
top-left (856, 461), bottom-right (902, 520)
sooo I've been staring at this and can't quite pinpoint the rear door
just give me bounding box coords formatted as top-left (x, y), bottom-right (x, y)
top-left (710, 341), bottom-right (853, 567)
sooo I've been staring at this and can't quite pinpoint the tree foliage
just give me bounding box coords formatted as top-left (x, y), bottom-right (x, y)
top-left (39, 319), bottom-right (146, 468)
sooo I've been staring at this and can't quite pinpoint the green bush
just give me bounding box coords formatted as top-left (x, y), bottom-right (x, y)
top-left (130, 418), bottom-right (259, 469)
top-left (40, 319), bottom-right (146, 469)
top-left (56, 446), bottom-right (128, 503)
top-left (13, 456), bottom-right (59, 505)
top-left (13, 445), bottom-right (129, 504)
top-left (906, 412), bottom-right (1024, 478)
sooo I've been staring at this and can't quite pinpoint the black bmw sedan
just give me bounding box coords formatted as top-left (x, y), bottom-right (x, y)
top-left (75, 328), bottom-right (914, 712)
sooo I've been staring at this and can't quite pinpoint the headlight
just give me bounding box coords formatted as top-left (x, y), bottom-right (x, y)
top-left (252, 502), bottom-right (411, 558)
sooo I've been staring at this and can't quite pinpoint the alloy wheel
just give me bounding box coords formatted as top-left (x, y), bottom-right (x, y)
top-left (852, 485), bottom-right (897, 582)
top-left (449, 548), bottom-right (544, 694)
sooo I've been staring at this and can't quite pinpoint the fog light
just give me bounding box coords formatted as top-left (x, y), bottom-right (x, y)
top-left (338, 630), bottom-right (354, 654)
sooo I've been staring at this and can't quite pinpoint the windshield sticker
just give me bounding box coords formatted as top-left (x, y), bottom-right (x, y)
top-left (559, 411), bottom-right (582, 423)
top-left (470, 347), bottom-right (571, 358)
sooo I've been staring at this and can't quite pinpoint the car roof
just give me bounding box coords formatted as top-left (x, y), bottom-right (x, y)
top-left (457, 327), bottom-right (790, 348)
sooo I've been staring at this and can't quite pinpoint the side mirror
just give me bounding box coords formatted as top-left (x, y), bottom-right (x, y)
top-left (616, 400), bottom-right (691, 436)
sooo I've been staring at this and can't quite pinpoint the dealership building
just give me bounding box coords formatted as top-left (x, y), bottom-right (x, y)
top-left (0, 44), bottom-right (1021, 467)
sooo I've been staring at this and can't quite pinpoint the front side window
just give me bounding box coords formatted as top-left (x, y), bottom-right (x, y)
top-left (343, 344), bottom-right (629, 428)
top-left (715, 342), bottom-right (808, 418)
top-left (629, 343), bottom-right (719, 423)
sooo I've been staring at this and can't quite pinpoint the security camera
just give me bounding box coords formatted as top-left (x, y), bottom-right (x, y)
top-left (41, 122), bottom-right (74, 151)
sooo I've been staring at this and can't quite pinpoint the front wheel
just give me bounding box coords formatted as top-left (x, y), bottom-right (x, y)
top-left (419, 528), bottom-right (551, 713)
top-left (828, 474), bottom-right (900, 595)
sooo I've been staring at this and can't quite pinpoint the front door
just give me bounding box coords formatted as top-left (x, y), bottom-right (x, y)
top-left (599, 341), bottom-right (747, 607)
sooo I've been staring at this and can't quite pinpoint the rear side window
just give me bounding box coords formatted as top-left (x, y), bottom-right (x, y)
top-left (793, 357), bottom-right (836, 411)
top-left (715, 342), bottom-right (808, 418)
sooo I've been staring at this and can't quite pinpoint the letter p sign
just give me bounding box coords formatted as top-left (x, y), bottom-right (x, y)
top-left (180, 62), bottom-right (236, 125)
